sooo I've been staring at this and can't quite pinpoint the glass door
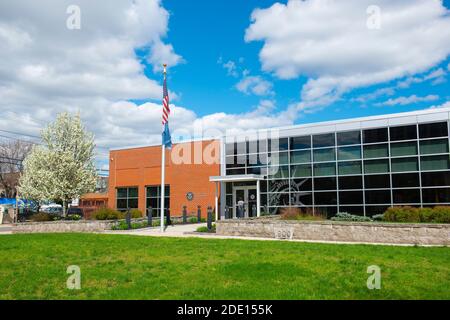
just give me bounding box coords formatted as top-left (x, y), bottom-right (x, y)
top-left (232, 186), bottom-right (257, 219)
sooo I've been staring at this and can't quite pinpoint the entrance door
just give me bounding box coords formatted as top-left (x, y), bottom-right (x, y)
top-left (232, 186), bottom-right (257, 219)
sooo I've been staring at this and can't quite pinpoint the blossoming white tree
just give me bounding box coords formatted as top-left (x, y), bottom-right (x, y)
top-left (19, 113), bottom-right (97, 215)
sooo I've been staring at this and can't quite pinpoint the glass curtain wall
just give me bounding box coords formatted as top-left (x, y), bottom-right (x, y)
top-left (224, 121), bottom-right (450, 217)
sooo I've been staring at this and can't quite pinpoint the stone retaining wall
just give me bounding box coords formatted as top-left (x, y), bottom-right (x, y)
top-left (216, 219), bottom-right (450, 245)
top-left (13, 220), bottom-right (120, 234)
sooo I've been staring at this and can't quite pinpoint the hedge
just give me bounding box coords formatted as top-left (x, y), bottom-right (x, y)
top-left (383, 206), bottom-right (450, 223)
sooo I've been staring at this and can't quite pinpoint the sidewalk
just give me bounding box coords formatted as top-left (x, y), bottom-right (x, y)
top-left (0, 224), bottom-right (13, 235)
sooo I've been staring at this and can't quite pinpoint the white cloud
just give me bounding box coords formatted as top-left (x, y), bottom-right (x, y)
top-left (218, 58), bottom-right (239, 78)
top-left (245, 0), bottom-right (450, 109)
top-left (377, 94), bottom-right (439, 107)
top-left (236, 76), bottom-right (274, 96)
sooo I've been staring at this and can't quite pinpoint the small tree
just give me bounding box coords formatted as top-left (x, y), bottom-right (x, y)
top-left (19, 113), bottom-right (97, 215)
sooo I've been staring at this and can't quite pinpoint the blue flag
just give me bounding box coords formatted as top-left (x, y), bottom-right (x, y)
top-left (162, 122), bottom-right (172, 149)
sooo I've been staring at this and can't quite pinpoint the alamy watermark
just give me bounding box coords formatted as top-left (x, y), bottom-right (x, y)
top-left (366, 5), bottom-right (381, 30)
top-left (66, 5), bottom-right (81, 30)
top-left (66, 265), bottom-right (81, 290)
top-left (366, 265), bottom-right (381, 290)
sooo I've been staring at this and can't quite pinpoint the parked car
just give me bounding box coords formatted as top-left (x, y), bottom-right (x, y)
top-left (67, 207), bottom-right (84, 218)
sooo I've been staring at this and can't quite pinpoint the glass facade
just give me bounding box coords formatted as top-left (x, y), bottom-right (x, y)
top-left (116, 187), bottom-right (139, 211)
top-left (224, 121), bottom-right (450, 217)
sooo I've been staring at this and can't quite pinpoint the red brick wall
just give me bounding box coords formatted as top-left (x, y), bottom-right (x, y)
top-left (108, 139), bottom-right (220, 218)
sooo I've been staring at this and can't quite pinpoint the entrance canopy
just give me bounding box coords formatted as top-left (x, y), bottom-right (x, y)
top-left (209, 174), bottom-right (265, 183)
top-left (209, 174), bottom-right (265, 219)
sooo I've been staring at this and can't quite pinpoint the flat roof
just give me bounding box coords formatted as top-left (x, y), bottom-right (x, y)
top-left (209, 174), bottom-right (265, 182)
top-left (110, 106), bottom-right (450, 151)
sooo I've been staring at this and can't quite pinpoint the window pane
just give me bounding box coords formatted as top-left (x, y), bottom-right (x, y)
top-left (314, 192), bottom-right (337, 205)
top-left (420, 139), bottom-right (449, 155)
top-left (291, 178), bottom-right (312, 191)
top-left (422, 188), bottom-right (450, 203)
top-left (268, 165), bottom-right (289, 179)
top-left (337, 131), bottom-right (360, 146)
top-left (236, 141), bottom-right (246, 154)
top-left (313, 133), bottom-right (335, 148)
top-left (290, 136), bottom-right (311, 150)
top-left (290, 150), bottom-right (311, 164)
top-left (339, 206), bottom-right (364, 216)
top-left (338, 161), bottom-right (362, 175)
top-left (315, 206), bottom-right (337, 218)
top-left (419, 122), bottom-right (448, 139)
top-left (390, 125), bottom-right (417, 141)
top-left (393, 189), bottom-right (420, 204)
top-left (313, 148), bottom-right (335, 162)
top-left (116, 199), bottom-right (127, 209)
top-left (339, 191), bottom-right (363, 204)
top-left (363, 128), bottom-right (388, 143)
top-left (420, 155), bottom-right (450, 171)
top-left (128, 187), bottom-right (138, 198)
top-left (227, 168), bottom-right (245, 175)
top-left (225, 143), bottom-right (235, 156)
top-left (391, 157), bottom-right (418, 172)
top-left (128, 198), bottom-right (138, 209)
top-left (421, 171), bottom-right (450, 187)
top-left (117, 188), bottom-right (127, 198)
top-left (363, 144), bottom-right (388, 159)
top-left (268, 180), bottom-right (289, 192)
top-left (338, 146), bottom-right (361, 160)
top-left (366, 206), bottom-right (390, 216)
top-left (314, 177), bottom-right (336, 190)
top-left (292, 193), bottom-right (312, 206)
top-left (339, 176), bottom-right (363, 190)
top-left (268, 193), bottom-right (290, 206)
top-left (390, 141), bottom-right (417, 157)
top-left (314, 163), bottom-right (336, 176)
top-left (364, 159), bottom-right (389, 174)
top-left (364, 174), bottom-right (390, 189)
top-left (392, 173), bottom-right (419, 188)
top-left (365, 190), bottom-right (391, 204)
top-left (146, 186), bottom-right (158, 197)
top-left (269, 138), bottom-right (288, 151)
top-left (147, 198), bottom-right (159, 210)
top-left (291, 165), bottom-right (312, 178)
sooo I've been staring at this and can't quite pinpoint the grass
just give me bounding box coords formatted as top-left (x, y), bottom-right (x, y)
top-left (0, 233), bottom-right (448, 300)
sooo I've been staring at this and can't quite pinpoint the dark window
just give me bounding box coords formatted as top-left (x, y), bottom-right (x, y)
top-left (226, 168), bottom-right (246, 175)
top-left (291, 178), bottom-right (312, 191)
top-left (421, 155), bottom-right (450, 171)
top-left (392, 173), bottom-right (420, 188)
top-left (363, 143), bottom-right (388, 158)
top-left (146, 185), bottom-right (170, 217)
top-left (390, 125), bottom-right (417, 141)
top-left (393, 189), bottom-right (420, 204)
top-left (363, 128), bottom-right (388, 143)
top-left (314, 177), bottom-right (337, 190)
top-left (290, 136), bottom-right (311, 150)
top-left (267, 193), bottom-right (290, 206)
top-left (338, 206), bottom-right (364, 216)
top-left (419, 122), bottom-right (448, 139)
top-left (314, 163), bottom-right (336, 176)
top-left (339, 191), bottom-right (363, 204)
top-left (338, 176), bottom-right (363, 190)
top-left (236, 140), bottom-right (246, 155)
top-left (421, 171), bottom-right (450, 187)
top-left (247, 167), bottom-right (263, 175)
top-left (338, 161), bottom-right (362, 175)
top-left (116, 187), bottom-right (139, 211)
top-left (225, 142), bottom-right (236, 156)
top-left (364, 174), bottom-right (390, 189)
top-left (337, 131), bottom-right (361, 146)
top-left (391, 157), bottom-right (418, 172)
top-left (365, 190), bottom-right (391, 204)
top-left (291, 193), bottom-right (312, 206)
top-left (422, 188), bottom-right (450, 203)
top-left (314, 192), bottom-right (337, 205)
top-left (268, 180), bottom-right (290, 192)
top-left (313, 133), bottom-right (335, 148)
top-left (366, 206), bottom-right (390, 217)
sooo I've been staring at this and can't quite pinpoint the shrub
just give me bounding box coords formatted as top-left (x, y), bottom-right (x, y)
top-left (384, 207), bottom-right (420, 223)
top-left (30, 213), bottom-right (53, 222)
top-left (331, 212), bottom-right (372, 222)
top-left (111, 221), bottom-right (149, 230)
top-left (188, 217), bottom-right (198, 223)
top-left (65, 214), bottom-right (81, 221)
top-left (280, 207), bottom-right (326, 221)
top-left (92, 208), bottom-right (124, 220)
top-left (129, 209), bottom-right (143, 218)
top-left (424, 206), bottom-right (450, 223)
top-left (196, 224), bottom-right (216, 233)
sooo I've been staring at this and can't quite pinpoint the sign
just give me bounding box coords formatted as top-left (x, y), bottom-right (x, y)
top-left (186, 192), bottom-right (194, 201)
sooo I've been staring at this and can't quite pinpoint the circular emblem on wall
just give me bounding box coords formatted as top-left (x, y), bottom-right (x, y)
top-left (186, 192), bottom-right (194, 201)
top-left (250, 194), bottom-right (256, 200)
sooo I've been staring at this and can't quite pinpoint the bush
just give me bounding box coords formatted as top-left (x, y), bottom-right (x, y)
top-left (30, 212), bottom-right (53, 222)
top-left (196, 224), bottom-right (216, 233)
top-left (65, 214), bottom-right (81, 221)
top-left (383, 206), bottom-right (450, 223)
top-left (280, 207), bottom-right (326, 221)
top-left (372, 214), bottom-right (384, 221)
top-left (331, 212), bottom-right (372, 222)
top-left (129, 209), bottom-right (143, 218)
top-left (92, 208), bottom-right (124, 220)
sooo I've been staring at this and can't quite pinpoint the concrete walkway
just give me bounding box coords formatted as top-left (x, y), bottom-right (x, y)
top-left (0, 224), bottom-right (13, 235)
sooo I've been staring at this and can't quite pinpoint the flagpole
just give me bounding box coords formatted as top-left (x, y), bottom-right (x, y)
top-left (160, 64), bottom-right (167, 232)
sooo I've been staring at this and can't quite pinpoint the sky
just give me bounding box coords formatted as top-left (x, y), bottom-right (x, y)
top-left (0, 0), bottom-right (449, 170)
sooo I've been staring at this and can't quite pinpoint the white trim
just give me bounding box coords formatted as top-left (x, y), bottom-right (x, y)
top-left (209, 174), bottom-right (265, 182)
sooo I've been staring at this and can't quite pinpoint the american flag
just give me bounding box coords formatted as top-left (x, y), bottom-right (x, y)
top-left (162, 73), bottom-right (170, 125)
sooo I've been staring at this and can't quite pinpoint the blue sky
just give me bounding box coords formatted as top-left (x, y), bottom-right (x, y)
top-left (141, 0), bottom-right (450, 124)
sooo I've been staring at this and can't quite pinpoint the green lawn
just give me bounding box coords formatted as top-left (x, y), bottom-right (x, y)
top-left (0, 233), bottom-right (449, 300)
